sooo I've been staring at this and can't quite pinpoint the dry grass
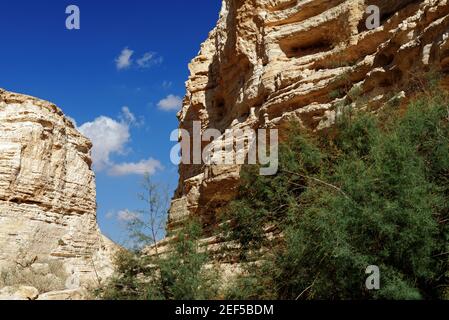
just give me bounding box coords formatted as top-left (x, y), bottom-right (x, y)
top-left (0, 260), bottom-right (67, 293)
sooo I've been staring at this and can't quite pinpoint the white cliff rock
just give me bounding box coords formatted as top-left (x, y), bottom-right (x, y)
top-left (0, 286), bottom-right (39, 300)
top-left (166, 0), bottom-right (449, 265)
top-left (0, 89), bottom-right (116, 296)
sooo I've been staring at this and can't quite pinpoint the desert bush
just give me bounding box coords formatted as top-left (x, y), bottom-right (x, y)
top-left (224, 90), bottom-right (449, 300)
top-left (0, 260), bottom-right (67, 293)
top-left (126, 173), bottom-right (169, 250)
top-left (96, 220), bottom-right (219, 300)
top-left (96, 173), bottom-right (219, 300)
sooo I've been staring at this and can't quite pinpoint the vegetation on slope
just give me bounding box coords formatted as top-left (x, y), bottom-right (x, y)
top-left (96, 176), bottom-right (219, 301)
top-left (224, 88), bottom-right (449, 300)
top-left (98, 79), bottom-right (449, 300)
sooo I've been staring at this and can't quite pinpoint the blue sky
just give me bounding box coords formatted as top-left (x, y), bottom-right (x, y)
top-left (0, 0), bottom-right (221, 245)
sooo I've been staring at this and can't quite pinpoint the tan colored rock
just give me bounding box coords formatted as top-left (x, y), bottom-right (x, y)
top-left (0, 89), bottom-right (117, 294)
top-left (0, 286), bottom-right (39, 300)
top-left (37, 288), bottom-right (88, 300)
top-left (30, 263), bottom-right (50, 275)
top-left (167, 0), bottom-right (449, 257)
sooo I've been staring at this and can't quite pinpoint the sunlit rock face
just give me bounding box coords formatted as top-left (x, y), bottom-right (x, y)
top-left (0, 89), bottom-right (116, 291)
top-left (168, 0), bottom-right (449, 255)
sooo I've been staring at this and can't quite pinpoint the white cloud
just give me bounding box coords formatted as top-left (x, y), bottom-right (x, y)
top-left (137, 52), bottom-right (163, 68)
top-left (105, 209), bottom-right (139, 222)
top-left (106, 211), bottom-right (115, 219)
top-left (115, 48), bottom-right (162, 70)
top-left (157, 94), bottom-right (182, 111)
top-left (79, 116), bottom-right (130, 170)
top-left (162, 81), bottom-right (172, 89)
top-left (79, 107), bottom-right (162, 176)
top-left (117, 209), bottom-right (139, 222)
top-left (120, 106), bottom-right (136, 124)
top-left (108, 158), bottom-right (163, 176)
top-left (120, 106), bottom-right (144, 127)
top-left (115, 47), bottom-right (134, 70)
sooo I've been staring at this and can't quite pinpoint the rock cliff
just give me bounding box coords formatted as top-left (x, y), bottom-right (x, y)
top-left (168, 0), bottom-right (449, 252)
top-left (0, 89), bottom-right (116, 298)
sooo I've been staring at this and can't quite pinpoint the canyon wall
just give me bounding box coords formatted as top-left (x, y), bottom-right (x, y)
top-left (168, 0), bottom-right (449, 255)
top-left (0, 89), bottom-right (115, 298)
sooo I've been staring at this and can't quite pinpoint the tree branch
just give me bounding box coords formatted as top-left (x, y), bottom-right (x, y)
top-left (281, 169), bottom-right (351, 200)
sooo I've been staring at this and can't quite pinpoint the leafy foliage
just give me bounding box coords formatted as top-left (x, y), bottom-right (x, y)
top-left (126, 173), bottom-right (169, 250)
top-left (224, 91), bottom-right (449, 300)
top-left (97, 220), bottom-right (219, 300)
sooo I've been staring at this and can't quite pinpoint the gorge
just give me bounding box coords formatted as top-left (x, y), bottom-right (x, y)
top-left (1, 0), bottom-right (449, 300)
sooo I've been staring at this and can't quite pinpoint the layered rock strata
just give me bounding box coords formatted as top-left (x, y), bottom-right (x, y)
top-left (0, 89), bottom-right (116, 293)
top-left (168, 0), bottom-right (449, 259)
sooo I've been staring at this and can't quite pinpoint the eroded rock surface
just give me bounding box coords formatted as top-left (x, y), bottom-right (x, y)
top-left (168, 0), bottom-right (449, 258)
top-left (0, 89), bottom-right (116, 297)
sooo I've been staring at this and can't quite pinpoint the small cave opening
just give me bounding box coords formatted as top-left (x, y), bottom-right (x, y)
top-left (209, 96), bottom-right (227, 125)
top-left (379, 70), bottom-right (403, 88)
top-left (374, 53), bottom-right (395, 69)
top-left (216, 98), bottom-right (225, 109)
top-left (281, 37), bottom-right (334, 59)
top-left (216, 99), bottom-right (225, 116)
top-left (279, 19), bottom-right (346, 60)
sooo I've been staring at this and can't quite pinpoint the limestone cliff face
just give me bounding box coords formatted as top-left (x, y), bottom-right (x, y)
top-left (169, 0), bottom-right (449, 241)
top-left (0, 89), bottom-right (115, 291)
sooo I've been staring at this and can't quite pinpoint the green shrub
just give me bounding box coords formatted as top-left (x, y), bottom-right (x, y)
top-left (97, 220), bottom-right (219, 300)
top-left (224, 91), bottom-right (449, 300)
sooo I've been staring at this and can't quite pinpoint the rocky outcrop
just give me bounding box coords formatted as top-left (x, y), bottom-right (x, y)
top-left (0, 89), bottom-right (116, 296)
top-left (0, 285), bottom-right (87, 300)
top-left (169, 0), bottom-right (449, 256)
top-left (0, 286), bottom-right (39, 301)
